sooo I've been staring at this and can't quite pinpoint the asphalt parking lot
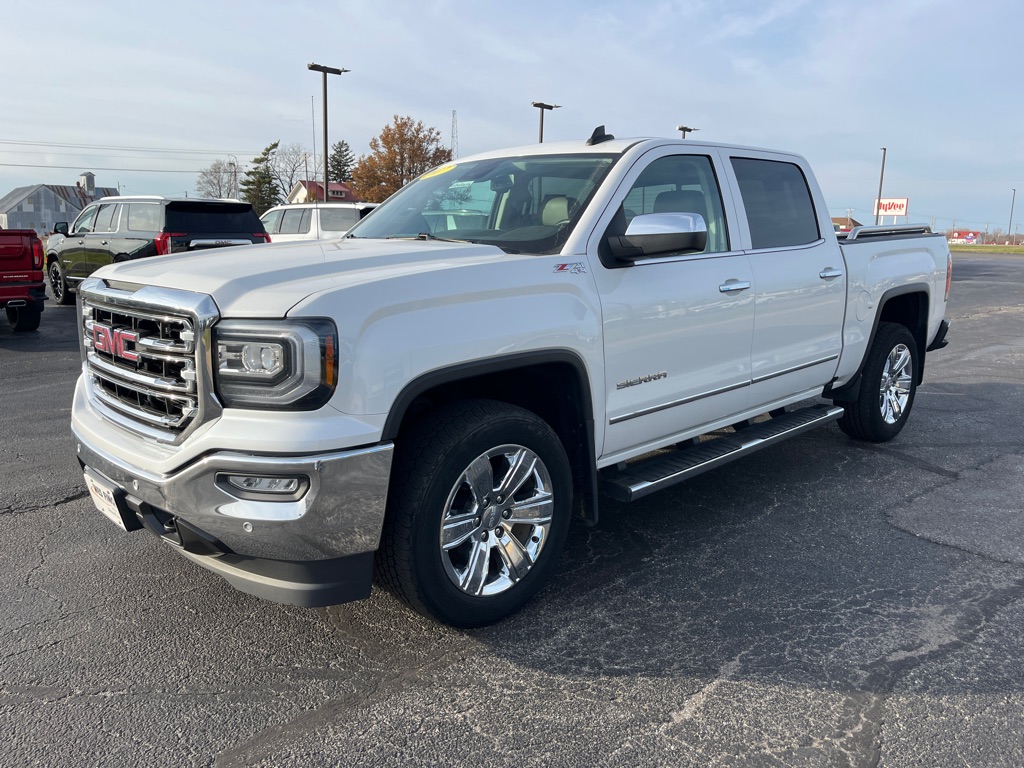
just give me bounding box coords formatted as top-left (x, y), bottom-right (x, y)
top-left (2, 251), bottom-right (1023, 767)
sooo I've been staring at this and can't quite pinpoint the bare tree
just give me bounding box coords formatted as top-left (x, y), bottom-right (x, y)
top-left (271, 142), bottom-right (313, 201)
top-left (195, 159), bottom-right (236, 199)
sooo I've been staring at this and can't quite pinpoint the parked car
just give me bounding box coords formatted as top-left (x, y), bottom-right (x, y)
top-left (46, 196), bottom-right (270, 305)
top-left (0, 228), bottom-right (46, 331)
top-left (260, 201), bottom-right (378, 242)
top-left (72, 130), bottom-right (951, 627)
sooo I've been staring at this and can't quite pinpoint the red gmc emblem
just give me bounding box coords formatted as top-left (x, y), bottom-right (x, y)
top-left (93, 323), bottom-right (140, 362)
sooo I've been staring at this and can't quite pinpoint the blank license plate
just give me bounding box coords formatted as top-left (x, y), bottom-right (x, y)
top-left (85, 473), bottom-right (127, 531)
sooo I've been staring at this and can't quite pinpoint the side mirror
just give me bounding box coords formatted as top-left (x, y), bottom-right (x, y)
top-left (54, 222), bottom-right (69, 236)
top-left (607, 212), bottom-right (708, 261)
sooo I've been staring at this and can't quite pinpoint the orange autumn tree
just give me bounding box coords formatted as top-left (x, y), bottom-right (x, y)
top-left (350, 115), bottom-right (452, 203)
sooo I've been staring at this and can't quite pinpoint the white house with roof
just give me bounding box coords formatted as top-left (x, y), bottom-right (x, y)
top-left (0, 173), bottom-right (118, 234)
top-left (286, 179), bottom-right (363, 204)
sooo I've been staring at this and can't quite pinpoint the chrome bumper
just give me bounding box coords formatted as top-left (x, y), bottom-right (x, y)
top-left (73, 431), bottom-right (394, 606)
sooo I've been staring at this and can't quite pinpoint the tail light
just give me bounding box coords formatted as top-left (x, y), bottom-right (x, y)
top-left (254, 233), bottom-right (271, 244)
top-left (154, 232), bottom-right (186, 255)
top-left (944, 251), bottom-right (952, 301)
top-left (31, 239), bottom-right (43, 269)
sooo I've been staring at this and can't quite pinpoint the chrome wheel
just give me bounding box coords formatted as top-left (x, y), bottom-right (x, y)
top-left (878, 343), bottom-right (913, 424)
top-left (439, 444), bottom-right (554, 597)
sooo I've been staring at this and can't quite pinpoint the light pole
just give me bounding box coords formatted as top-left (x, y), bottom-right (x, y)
top-left (1009, 188), bottom-right (1016, 246)
top-left (874, 147), bottom-right (887, 226)
top-left (308, 62), bottom-right (350, 203)
top-left (676, 125), bottom-right (699, 139)
top-left (531, 101), bottom-right (560, 143)
top-left (227, 154), bottom-right (238, 199)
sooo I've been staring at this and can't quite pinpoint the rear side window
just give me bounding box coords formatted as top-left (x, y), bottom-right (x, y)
top-left (731, 158), bottom-right (820, 249)
top-left (93, 203), bottom-right (119, 233)
top-left (319, 208), bottom-right (359, 231)
top-left (165, 202), bottom-right (263, 233)
top-left (279, 208), bottom-right (311, 235)
top-left (127, 203), bottom-right (161, 232)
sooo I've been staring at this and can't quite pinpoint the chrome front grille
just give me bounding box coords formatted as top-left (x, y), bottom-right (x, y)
top-left (79, 280), bottom-right (220, 443)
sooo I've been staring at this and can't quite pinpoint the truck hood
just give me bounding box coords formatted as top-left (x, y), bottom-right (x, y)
top-left (93, 238), bottom-right (510, 317)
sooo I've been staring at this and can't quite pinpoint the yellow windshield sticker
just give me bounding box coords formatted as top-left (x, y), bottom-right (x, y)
top-left (421, 164), bottom-right (457, 180)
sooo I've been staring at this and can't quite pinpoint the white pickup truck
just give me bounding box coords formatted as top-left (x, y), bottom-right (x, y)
top-left (71, 128), bottom-right (951, 627)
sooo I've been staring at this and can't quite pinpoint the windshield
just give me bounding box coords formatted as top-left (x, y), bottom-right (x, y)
top-left (346, 153), bottom-right (618, 254)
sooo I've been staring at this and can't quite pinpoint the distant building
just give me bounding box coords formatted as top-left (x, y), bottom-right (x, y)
top-left (831, 215), bottom-right (863, 233)
top-left (0, 173), bottom-right (118, 234)
top-left (948, 230), bottom-right (980, 245)
top-left (287, 180), bottom-right (363, 204)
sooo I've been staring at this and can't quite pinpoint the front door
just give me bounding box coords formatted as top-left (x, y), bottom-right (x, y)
top-left (590, 151), bottom-right (755, 463)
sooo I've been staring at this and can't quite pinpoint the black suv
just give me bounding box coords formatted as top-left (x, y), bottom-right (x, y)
top-left (46, 196), bottom-right (270, 304)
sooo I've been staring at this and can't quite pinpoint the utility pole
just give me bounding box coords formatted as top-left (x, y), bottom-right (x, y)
top-left (531, 101), bottom-right (560, 143)
top-left (874, 147), bottom-right (887, 226)
top-left (676, 125), bottom-right (699, 139)
top-left (1009, 188), bottom-right (1016, 246)
top-left (308, 62), bottom-right (350, 204)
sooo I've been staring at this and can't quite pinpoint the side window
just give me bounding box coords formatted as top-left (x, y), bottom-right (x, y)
top-left (279, 208), bottom-right (305, 234)
top-left (260, 209), bottom-right (283, 234)
top-left (618, 155), bottom-right (730, 254)
top-left (127, 203), bottom-right (161, 232)
top-left (71, 205), bottom-right (99, 235)
top-left (319, 208), bottom-right (359, 232)
top-left (298, 208), bottom-right (311, 233)
top-left (93, 203), bottom-right (119, 233)
top-left (730, 157), bottom-right (820, 249)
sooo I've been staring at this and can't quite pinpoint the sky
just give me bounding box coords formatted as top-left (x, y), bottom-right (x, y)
top-left (2, 0), bottom-right (1022, 234)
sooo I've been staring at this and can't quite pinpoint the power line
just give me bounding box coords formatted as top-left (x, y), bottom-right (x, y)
top-left (0, 162), bottom-right (205, 174)
top-left (0, 139), bottom-right (257, 155)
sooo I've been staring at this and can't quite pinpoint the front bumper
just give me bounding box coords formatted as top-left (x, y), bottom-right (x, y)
top-left (74, 430), bottom-right (394, 607)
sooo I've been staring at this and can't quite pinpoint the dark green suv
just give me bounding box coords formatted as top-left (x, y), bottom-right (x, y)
top-left (47, 196), bottom-right (270, 305)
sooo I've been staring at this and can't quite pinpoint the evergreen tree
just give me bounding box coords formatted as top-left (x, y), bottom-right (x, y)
top-left (328, 140), bottom-right (356, 183)
top-left (239, 141), bottom-right (282, 215)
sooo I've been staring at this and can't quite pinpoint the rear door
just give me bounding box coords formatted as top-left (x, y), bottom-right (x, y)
top-left (728, 154), bottom-right (846, 407)
top-left (82, 202), bottom-right (121, 272)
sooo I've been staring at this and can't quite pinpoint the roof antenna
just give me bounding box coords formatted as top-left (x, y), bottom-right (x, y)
top-left (586, 125), bottom-right (614, 146)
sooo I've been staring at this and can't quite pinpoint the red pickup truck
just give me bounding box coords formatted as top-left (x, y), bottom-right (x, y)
top-left (0, 228), bottom-right (46, 331)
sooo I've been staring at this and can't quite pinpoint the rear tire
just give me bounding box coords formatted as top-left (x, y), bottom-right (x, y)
top-left (376, 400), bottom-right (572, 627)
top-left (6, 304), bottom-right (41, 332)
top-left (836, 322), bottom-right (917, 442)
top-left (48, 260), bottom-right (73, 305)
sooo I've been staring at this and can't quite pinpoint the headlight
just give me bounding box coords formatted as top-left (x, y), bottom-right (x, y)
top-left (213, 319), bottom-right (337, 409)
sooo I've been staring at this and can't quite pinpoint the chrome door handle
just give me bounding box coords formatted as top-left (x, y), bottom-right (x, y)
top-left (819, 268), bottom-right (844, 279)
top-left (719, 280), bottom-right (751, 293)
top-left (100, 240), bottom-right (108, 245)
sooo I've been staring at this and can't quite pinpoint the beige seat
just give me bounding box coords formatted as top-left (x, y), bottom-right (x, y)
top-left (541, 196), bottom-right (570, 226)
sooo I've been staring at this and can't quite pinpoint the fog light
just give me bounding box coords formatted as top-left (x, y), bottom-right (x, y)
top-left (226, 475), bottom-right (301, 494)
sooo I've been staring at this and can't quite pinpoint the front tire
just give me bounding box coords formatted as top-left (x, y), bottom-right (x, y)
top-left (48, 260), bottom-right (73, 305)
top-left (376, 400), bottom-right (572, 627)
top-left (836, 322), bottom-right (918, 442)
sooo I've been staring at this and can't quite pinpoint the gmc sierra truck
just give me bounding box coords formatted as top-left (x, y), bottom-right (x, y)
top-left (71, 129), bottom-right (951, 627)
top-left (0, 228), bottom-right (46, 331)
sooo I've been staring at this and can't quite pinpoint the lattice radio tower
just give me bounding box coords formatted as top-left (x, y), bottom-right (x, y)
top-left (451, 110), bottom-right (458, 160)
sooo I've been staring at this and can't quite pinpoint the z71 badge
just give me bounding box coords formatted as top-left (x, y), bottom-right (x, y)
top-left (553, 263), bottom-right (586, 274)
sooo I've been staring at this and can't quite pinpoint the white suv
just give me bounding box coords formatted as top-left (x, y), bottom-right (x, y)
top-left (260, 202), bottom-right (378, 242)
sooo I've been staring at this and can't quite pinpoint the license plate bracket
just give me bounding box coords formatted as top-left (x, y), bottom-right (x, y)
top-left (84, 471), bottom-right (133, 532)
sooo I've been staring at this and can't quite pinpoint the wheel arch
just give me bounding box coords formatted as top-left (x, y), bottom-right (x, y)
top-left (827, 284), bottom-right (930, 401)
top-left (382, 351), bottom-right (600, 525)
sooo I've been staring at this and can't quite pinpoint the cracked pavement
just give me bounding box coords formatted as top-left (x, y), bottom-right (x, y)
top-left (1, 252), bottom-right (1023, 767)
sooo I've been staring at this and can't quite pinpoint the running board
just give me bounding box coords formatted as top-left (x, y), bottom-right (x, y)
top-left (600, 404), bottom-right (845, 502)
